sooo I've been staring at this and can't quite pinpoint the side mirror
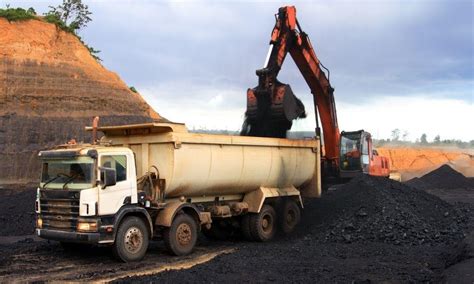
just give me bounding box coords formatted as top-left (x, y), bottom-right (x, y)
top-left (99, 167), bottom-right (116, 189)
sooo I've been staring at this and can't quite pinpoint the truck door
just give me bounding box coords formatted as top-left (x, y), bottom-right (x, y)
top-left (98, 153), bottom-right (133, 215)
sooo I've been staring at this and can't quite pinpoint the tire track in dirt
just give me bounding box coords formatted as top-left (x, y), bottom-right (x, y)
top-left (0, 242), bottom-right (234, 282)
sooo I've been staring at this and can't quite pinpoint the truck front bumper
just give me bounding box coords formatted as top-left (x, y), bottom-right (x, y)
top-left (36, 229), bottom-right (100, 243)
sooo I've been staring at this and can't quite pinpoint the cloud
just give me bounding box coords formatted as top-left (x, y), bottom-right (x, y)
top-left (142, 83), bottom-right (474, 141)
top-left (9, 0), bottom-right (473, 140)
top-left (293, 95), bottom-right (474, 142)
top-left (140, 81), bottom-right (247, 129)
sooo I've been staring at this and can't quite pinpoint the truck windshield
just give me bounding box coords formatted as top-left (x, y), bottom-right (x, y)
top-left (340, 134), bottom-right (362, 171)
top-left (41, 157), bottom-right (94, 189)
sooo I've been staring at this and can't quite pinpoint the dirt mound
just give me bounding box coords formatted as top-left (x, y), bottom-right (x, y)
top-left (307, 175), bottom-right (467, 246)
top-left (0, 18), bottom-right (166, 184)
top-left (0, 188), bottom-right (36, 236)
top-left (406, 164), bottom-right (473, 190)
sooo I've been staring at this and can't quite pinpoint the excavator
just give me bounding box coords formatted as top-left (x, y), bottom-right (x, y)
top-left (241, 6), bottom-right (390, 179)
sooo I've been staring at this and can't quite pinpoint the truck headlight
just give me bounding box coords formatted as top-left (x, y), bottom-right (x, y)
top-left (77, 221), bottom-right (98, 232)
top-left (36, 217), bottom-right (43, 229)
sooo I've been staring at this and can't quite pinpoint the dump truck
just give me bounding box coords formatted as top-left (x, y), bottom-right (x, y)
top-left (36, 121), bottom-right (321, 262)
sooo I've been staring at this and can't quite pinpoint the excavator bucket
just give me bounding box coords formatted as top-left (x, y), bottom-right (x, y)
top-left (241, 83), bottom-right (306, 138)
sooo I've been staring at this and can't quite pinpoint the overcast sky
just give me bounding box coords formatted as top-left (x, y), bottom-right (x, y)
top-left (10, 0), bottom-right (474, 141)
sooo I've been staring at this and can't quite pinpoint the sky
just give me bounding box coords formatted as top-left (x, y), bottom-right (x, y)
top-left (8, 0), bottom-right (474, 141)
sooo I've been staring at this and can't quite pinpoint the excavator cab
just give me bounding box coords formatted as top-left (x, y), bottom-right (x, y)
top-left (339, 130), bottom-right (390, 178)
top-left (339, 130), bottom-right (369, 178)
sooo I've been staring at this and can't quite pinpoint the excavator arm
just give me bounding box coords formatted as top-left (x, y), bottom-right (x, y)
top-left (243, 6), bottom-right (340, 170)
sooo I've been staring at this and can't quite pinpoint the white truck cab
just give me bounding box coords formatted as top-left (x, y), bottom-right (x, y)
top-left (36, 146), bottom-right (144, 245)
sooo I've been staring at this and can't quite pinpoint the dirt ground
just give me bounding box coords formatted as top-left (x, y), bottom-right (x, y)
top-left (0, 172), bottom-right (473, 283)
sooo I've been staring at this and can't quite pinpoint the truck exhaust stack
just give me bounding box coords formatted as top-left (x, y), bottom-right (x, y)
top-left (91, 116), bottom-right (99, 145)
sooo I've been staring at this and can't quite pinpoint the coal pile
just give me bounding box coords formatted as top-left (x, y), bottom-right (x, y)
top-left (0, 187), bottom-right (36, 236)
top-left (406, 164), bottom-right (473, 190)
top-left (306, 175), bottom-right (467, 246)
top-left (120, 174), bottom-right (470, 283)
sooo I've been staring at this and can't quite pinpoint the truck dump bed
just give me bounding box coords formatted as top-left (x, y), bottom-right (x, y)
top-left (89, 123), bottom-right (321, 199)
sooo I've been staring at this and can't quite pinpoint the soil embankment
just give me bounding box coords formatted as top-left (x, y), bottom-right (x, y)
top-left (378, 147), bottom-right (474, 181)
top-left (0, 18), bottom-right (165, 184)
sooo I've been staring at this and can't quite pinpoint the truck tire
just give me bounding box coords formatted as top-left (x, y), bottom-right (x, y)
top-left (164, 213), bottom-right (197, 256)
top-left (279, 199), bottom-right (301, 235)
top-left (113, 216), bottom-right (149, 262)
top-left (249, 204), bottom-right (277, 242)
top-left (240, 214), bottom-right (254, 241)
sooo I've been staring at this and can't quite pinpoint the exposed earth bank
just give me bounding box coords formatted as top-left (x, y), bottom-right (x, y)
top-left (378, 147), bottom-right (474, 181)
top-left (0, 18), bottom-right (165, 184)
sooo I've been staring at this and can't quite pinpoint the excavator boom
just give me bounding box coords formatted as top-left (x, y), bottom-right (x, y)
top-left (243, 6), bottom-right (340, 171)
top-left (243, 6), bottom-right (390, 178)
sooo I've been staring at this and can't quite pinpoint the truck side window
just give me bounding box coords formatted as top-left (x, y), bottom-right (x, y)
top-left (101, 155), bottom-right (127, 182)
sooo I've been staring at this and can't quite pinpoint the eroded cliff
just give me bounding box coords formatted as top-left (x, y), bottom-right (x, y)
top-left (0, 18), bottom-right (165, 184)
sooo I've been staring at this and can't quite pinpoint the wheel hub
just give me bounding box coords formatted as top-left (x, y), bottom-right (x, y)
top-left (262, 214), bottom-right (273, 233)
top-left (177, 223), bottom-right (192, 246)
top-left (124, 226), bottom-right (143, 253)
top-left (286, 209), bottom-right (295, 224)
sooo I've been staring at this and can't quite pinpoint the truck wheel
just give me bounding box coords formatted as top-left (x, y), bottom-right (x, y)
top-left (279, 199), bottom-right (301, 235)
top-left (249, 204), bottom-right (277, 242)
top-left (164, 213), bottom-right (197, 256)
top-left (240, 215), bottom-right (254, 241)
top-left (113, 216), bottom-right (149, 262)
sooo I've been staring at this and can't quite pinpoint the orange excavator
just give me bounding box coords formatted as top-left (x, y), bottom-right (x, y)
top-left (241, 6), bottom-right (390, 179)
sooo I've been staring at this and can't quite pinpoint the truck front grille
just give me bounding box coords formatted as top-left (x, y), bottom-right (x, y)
top-left (39, 190), bottom-right (80, 232)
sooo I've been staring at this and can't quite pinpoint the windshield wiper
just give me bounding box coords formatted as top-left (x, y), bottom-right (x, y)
top-left (42, 175), bottom-right (61, 189)
top-left (62, 175), bottom-right (79, 190)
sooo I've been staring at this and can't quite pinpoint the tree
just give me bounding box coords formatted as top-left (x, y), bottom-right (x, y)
top-left (391, 129), bottom-right (400, 142)
top-left (402, 130), bottom-right (409, 141)
top-left (420, 133), bottom-right (428, 144)
top-left (434, 135), bottom-right (441, 143)
top-left (47, 0), bottom-right (92, 32)
top-left (44, 1), bottom-right (100, 61)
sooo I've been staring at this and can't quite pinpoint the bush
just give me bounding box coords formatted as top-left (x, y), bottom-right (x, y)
top-left (0, 7), bottom-right (36, 21)
top-left (43, 9), bottom-right (101, 62)
top-left (2, 4), bottom-right (101, 62)
top-left (43, 13), bottom-right (74, 33)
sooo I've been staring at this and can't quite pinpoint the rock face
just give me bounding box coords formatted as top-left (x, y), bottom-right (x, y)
top-left (0, 18), bottom-right (165, 184)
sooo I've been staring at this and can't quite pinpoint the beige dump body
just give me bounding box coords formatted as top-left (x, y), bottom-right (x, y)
top-left (96, 123), bottom-right (321, 199)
